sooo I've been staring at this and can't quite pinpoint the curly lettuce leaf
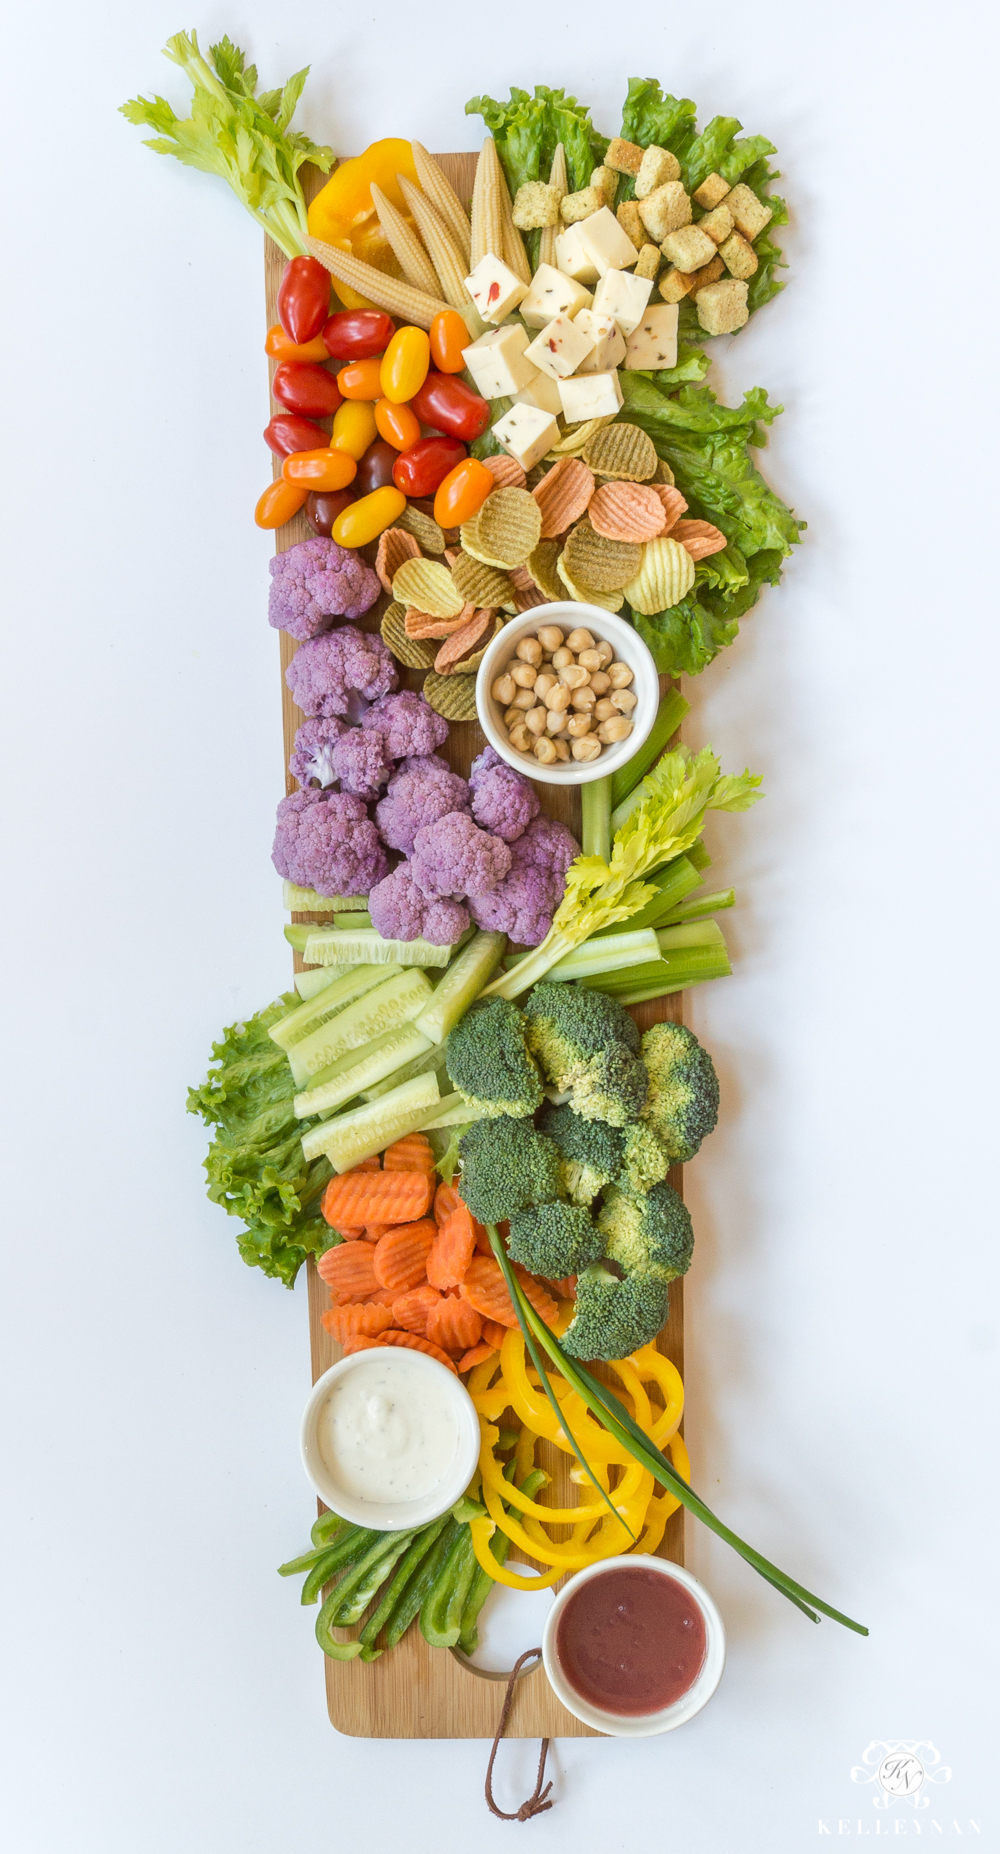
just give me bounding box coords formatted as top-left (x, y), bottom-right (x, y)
top-left (187, 995), bottom-right (336, 1286)
top-left (466, 85), bottom-right (608, 195)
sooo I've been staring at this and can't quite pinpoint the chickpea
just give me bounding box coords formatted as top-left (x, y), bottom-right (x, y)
top-left (546, 683), bottom-right (571, 712)
top-left (577, 648), bottom-right (603, 673)
top-left (567, 713), bottom-right (594, 738)
top-left (508, 723), bottom-right (532, 752)
top-left (504, 705), bottom-right (522, 728)
top-left (570, 685), bottom-right (597, 712)
top-left (559, 662), bottom-right (590, 690)
top-left (511, 662), bottom-right (537, 689)
top-left (588, 670), bottom-right (611, 696)
top-left (525, 705), bottom-right (548, 736)
top-left (594, 697), bottom-right (618, 723)
top-left (552, 738), bottom-right (571, 762)
top-left (516, 635), bottom-right (543, 667)
top-left (512, 686), bottom-right (536, 710)
top-left (533, 735), bottom-right (558, 765)
top-left (492, 673), bottom-right (516, 704)
top-left (546, 709), bottom-right (568, 734)
top-left (534, 672), bottom-right (557, 702)
top-left (572, 735), bottom-right (602, 762)
top-left (597, 716), bottom-right (634, 744)
top-left (612, 688), bottom-right (638, 714)
top-left (552, 646), bottom-right (574, 670)
top-left (565, 627), bottom-right (595, 653)
top-left (595, 639), bottom-right (614, 668)
top-left (607, 661), bottom-right (634, 689)
top-left (536, 625), bottom-right (564, 652)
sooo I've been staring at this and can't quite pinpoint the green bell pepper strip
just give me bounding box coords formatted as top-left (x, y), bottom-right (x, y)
top-left (457, 1467), bottom-right (547, 1655)
top-left (328, 1530), bottom-right (418, 1627)
top-left (315, 1585), bottom-right (365, 1661)
top-left (420, 1529), bottom-right (476, 1648)
top-left (277, 1523), bottom-right (371, 1581)
top-left (300, 1534), bottom-right (376, 1608)
top-left (311, 1509), bottom-right (346, 1548)
top-left (359, 1518), bottom-right (449, 1651)
top-left (385, 1519), bottom-right (461, 1648)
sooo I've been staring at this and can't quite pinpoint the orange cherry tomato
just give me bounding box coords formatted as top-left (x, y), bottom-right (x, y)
top-left (282, 449), bottom-right (358, 492)
top-left (375, 396), bottom-right (421, 451)
top-left (433, 457), bottom-right (495, 528)
top-left (255, 479), bottom-right (308, 529)
top-left (264, 323), bottom-right (330, 364)
top-left (336, 356), bottom-right (385, 400)
top-left (332, 485), bottom-right (407, 548)
top-left (429, 310), bottom-right (470, 374)
top-left (380, 325), bottom-right (430, 404)
top-left (330, 399), bottom-right (379, 459)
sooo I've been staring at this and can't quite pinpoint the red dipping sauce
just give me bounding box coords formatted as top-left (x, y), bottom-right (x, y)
top-left (555, 1566), bottom-right (707, 1716)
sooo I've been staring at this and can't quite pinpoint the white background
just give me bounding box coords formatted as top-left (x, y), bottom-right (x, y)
top-left (1, 1), bottom-right (997, 1847)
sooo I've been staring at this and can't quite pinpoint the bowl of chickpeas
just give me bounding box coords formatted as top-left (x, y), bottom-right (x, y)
top-left (474, 602), bottom-right (660, 786)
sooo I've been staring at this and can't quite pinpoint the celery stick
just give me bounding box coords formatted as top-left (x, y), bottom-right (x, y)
top-left (333, 911), bottom-right (372, 930)
top-left (269, 965), bottom-right (391, 1052)
top-left (286, 967), bottom-right (434, 1087)
top-left (362, 1039), bottom-right (450, 1102)
top-left (412, 931), bottom-right (506, 1045)
top-left (583, 921), bottom-right (732, 1001)
top-left (293, 1023), bottom-right (432, 1119)
top-left (301, 1072), bottom-right (441, 1169)
top-left (609, 687), bottom-right (688, 812)
top-left (282, 882), bottom-right (367, 912)
top-left (303, 927), bottom-right (462, 968)
top-left (284, 922), bottom-right (313, 952)
top-left (546, 928), bottom-right (660, 981)
top-left (580, 776), bottom-right (612, 862)
top-left (592, 855), bottom-right (704, 936)
top-left (658, 887), bottom-right (735, 926)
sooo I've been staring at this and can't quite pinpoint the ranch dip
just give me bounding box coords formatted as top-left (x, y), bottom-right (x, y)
top-left (314, 1352), bottom-right (463, 1507)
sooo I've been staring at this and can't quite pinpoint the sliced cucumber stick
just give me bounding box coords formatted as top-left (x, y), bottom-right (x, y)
top-left (418, 1092), bottom-right (481, 1131)
top-left (293, 1024), bottom-right (432, 1119)
top-left (303, 927), bottom-right (457, 968)
top-left (412, 931), bottom-right (506, 1045)
top-left (282, 882), bottom-right (367, 912)
top-left (301, 1072), bottom-right (441, 1169)
top-left (287, 966), bottom-right (434, 1087)
top-left (361, 1039), bottom-right (450, 1102)
top-left (268, 965), bottom-right (391, 1054)
top-left (294, 965), bottom-right (348, 1002)
top-left (332, 912), bottom-right (372, 930)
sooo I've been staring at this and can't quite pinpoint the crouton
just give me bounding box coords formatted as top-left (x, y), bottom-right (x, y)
top-left (657, 266), bottom-right (692, 303)
top-left (694, 278), bottom-right (749, 336)
top-left (638, 181), bottom-right (691, 242)
top-left (685, 254), bottom-right (725, 293)
top-left (723, 183), bottom-right (773, 241)
top-left (616, 200), bottom-right (645, 248)
top-left (697, 203), bottom-right (734, 246)
top-left (692, 172), bottom-right (731, 211)
top-left (560, 186), bottom-right (605, 225)
top-left (718, 230), bottom-right (759, 280)
top-left (512, 182), bottom-right (562, 230)
top-left (660, 224), bottom-right (718, 273)
top-left (590, 166), bottom-right (618, 207)
top-left (635, 145), bottom-right (682, 199)
top-left (633, 243), bottom-right (662, 282)
top-left (605, 137), bottom-right (644, 177)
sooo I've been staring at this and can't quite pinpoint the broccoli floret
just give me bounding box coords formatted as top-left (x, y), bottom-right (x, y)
top-left (446, 998), bottom-right (543, 1119)
top-left (507, 1202), bottom-right (605, 1279)
top-left (561, 1265), bottom-right (670, 1362)
top-left (620, 1122), bottom-right (671, 1193)
top-left (457, 1117), bottom-right (563, 1225)
top-left (523, 983), bottom-right (648, 1128)
top-left (538, 1102), bottom-right (625, 1205)
top-left (597, 1180), bottom-right (694, 1285)
top-left (640, 1021), bottom-right (720, 1163)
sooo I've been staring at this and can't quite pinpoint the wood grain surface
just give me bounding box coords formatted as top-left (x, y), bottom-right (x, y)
top-left (265, 154), bottom-right (685, 1739)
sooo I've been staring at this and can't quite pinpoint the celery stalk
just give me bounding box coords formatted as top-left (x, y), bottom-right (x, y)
top-left (658, 887), bottom-right (735, 926)
top-left (580, 776), bottom-right (612, 862)
top-left (591, 852), bottom-right (704, 936)
top-left (545, 927), bottom-right (661, 981)
top-left (609, 687), bottom-right (688, 812)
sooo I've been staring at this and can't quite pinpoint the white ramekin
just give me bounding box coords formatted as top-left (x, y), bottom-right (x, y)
top-left (474, 602), bottom-right (660, 787)
top-left (300, 1350), bottom-right (481, 1531)
top-left (541, 1554), bottom-right (726, 1736)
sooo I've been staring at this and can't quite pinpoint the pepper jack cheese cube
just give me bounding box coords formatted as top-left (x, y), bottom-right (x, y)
top-left (461, 324), bottom-right (537, 398)
top-left (492, 402), bottom-right (560, 473)
top-left (574, 206), bottom-right (640, 278)
top-left (555, 224), bottom-right (600, 284)
top-left (623, 303), bottom-right (679, 372)
top-left (523, 313), bottom-right (595, 381)
top-left (512, 371), bottom-right (564, 418)
top-left (592, 267), bottom-right (654, 337)
top-left (519, 263), bottom-right (593, 329)
top-left (573, 308), bottom-right (626, 375)
top-left (463, 253), bottom-right (528, 324)
top-left (557, 370), bottom-right (623, 424)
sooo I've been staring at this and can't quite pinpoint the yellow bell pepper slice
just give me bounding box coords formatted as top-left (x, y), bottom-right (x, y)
top-left (480, 1419), bottom-right (639, 1526)
top-left (633, 1431), bottom-right (691, 1554)
top-left (468, 1518), bottom-right (561, 1591)
top-left (308, 140), bottom-right (420, 310)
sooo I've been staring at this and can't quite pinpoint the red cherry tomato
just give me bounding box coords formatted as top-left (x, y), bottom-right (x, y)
top-left (264, 323), bottom-right (330, 364)
top-left (305, 488), bottom-right (357, 537)
top-left (255, 479), bottom-right (308, 529)
top-left (433, 457), bottom-right (495, 528)
top-left (272, 361), bottom-right (343, 420)
top-left (263, 414), bottom-right (331, 459)
top-left (322, 309), bottom-right (396, 361)
top-left (355, 440), bottom-right (402, 496)
top-left (336, 356), bottom-right (386, 401)
top-left (429, 310), bottom-right (470, 374)
top-left (375, 397), bottom-right (421, 451)
top-left (409, 372), bottom-right (490, 442)
top-left (277, 257), bottom-right (331, 344)
top-left (392, 436), bottom-right (467, 498)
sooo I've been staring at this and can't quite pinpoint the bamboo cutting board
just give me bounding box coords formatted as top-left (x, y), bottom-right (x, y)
top-left (265, 154), bottom-right (684, 1738)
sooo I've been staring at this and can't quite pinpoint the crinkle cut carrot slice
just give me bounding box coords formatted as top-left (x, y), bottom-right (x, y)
top-left (383, 1133), bottom-right (436, 1174)
top-left (458, 1341), bottom-right (496, 1373)
top-left (426, 1295), bottom-right (482, 1355)
top-left (372, 1218), bottom-right (437, 1292)
top-left (321, 1302), bottom-right (394, 1342)
top-left (426, 1204), bottom-right (477, 1290)
top-left (342, 1329), bottom-right (458, 1373)
top-left (317, 1242), bottom-right (380, 1304)
top-left (321, 1169), bottom-right (432, 1230)
top-left (459, 1256), bottom-right (517, 1326)
top-left (391, 1283), bottom-right (443, 1337)
top-left (433, 1182), bottom-right (463, 1226)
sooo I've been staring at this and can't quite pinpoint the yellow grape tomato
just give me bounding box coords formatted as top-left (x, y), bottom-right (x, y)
top-left (331, 399), bottom-right (378, 459)
top-left (380, 326), bottom-right (430, 404)
top-left (332, 485), bottom-right (407, 547)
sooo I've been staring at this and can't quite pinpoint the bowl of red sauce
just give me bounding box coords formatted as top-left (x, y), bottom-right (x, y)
top-left (541, 1556), bottom-right (725, 1736)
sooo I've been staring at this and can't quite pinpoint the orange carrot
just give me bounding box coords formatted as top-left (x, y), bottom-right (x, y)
top-left (547, 1275), bottom-right (577, 1300)
top-left (383, 1133), bottom-right (435, 1174)
top-left (426, 1296), bottom-right (483, 1355)
top-left (321, 1169), bottom-right (433, 1230)
top-left (364, 1225), bottom-right (389, 1243)
top-left (391, 1283), bottom-right (442, 1337)
top-left (481, 1318), bottom-right (508, 1350)
top-left (369, 1285), bottom-right (399, 1307)
top-left (321, 1302), bottom-right (394, 1342)
top-left (372, 1218), bottom-right (437, 1292)
top-left (514, 1265), bottom-right (559, 1324)
top-left (317, 1242), bottom-right (381, 1305)
top-left (433, 1182), bottom-right (463, 1225)
top-left (333, 1226), bottom-right (366, 1241)
top-left (426, 1203), bottom-right (477, 1290)
top-left (342, 1329), bottom-right (458, 1373)
top-left (473, 1218), bottom-right (492, 1256)
top-left (458, 1341), bottom-right (496, 1373)
top-left (459, 1256), bottom-right (517, 1326)
top-left (351, 1154), bottom-right (381, 1172)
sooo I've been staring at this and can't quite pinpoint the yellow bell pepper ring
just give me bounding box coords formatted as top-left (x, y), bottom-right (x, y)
top-left (380, 326), bottom-right (430, 404)
top-left (308, 140), bottom-right (420, 312)
top-left (468, 1518), bottom-right (561, 1591)
top-left (331, 485), bottom-right (407, 548)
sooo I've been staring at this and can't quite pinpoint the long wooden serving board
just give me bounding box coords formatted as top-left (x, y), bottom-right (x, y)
top-left (266, 154), bottom-right (685, 1738)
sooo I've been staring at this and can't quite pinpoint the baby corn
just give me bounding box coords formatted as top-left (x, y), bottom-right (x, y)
top-left (538, 143), bottom-right (568, 269)
top-left (369, 183), bottom-right (442, 298)
top-left (410, 142), bottom-right (472, 265)
top-left (306, 235), bottom-right (450, 328)
top-left (471, 137), bottom-right (505, 266)
top-left (397, 175), bottom-right (469, 310)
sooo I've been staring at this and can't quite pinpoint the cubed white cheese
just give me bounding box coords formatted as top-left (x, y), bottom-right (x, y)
top-left (623, 303), bottom-right (679, 372)
top-left (462, 324), bottom-right (537, 398)
top-left (592, 267), bottom-right (654, 337)
top-left (523, 314), bottom-right (595, 381)
top-left (554, 224), bottom-right (600, 285)
top-left (511, 371), bottom-right (564, 418)
top-left (463, 253), bottom-right (528, 324)
top-left (492, 403), bottom-right (560, 472)
top-left (574, 205), bottom-right (640, 277)
top-left (519, 263), bottom-right (593, 329)
top-left (557, 371), bottom-right (623, 424)
top-left (573, 309), bottom-right (626, 375)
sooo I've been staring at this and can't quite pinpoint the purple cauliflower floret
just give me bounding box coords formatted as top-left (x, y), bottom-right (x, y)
top-left (368, 864), bottom-right (470, 945)
top-left (285, 625), bottom-right (398, 720)
top-left (410, 810), bottom-right (512, 901)
top-left (511, 814), bottom-right (580, 881)
top-left (468, 868), bottom-right (558, 945)
top-left (271, 788), bottom-right (389, 897)
top-left (331, 729), bottom-right (393, 801)
top-left (268, 538), bottom-right (381, 639)
top-left (395, 751), bottom-right (450, 777)
top-left (375, 758), bottom-right (471, 856)
top-left (361, 690), bottom-right (449, 760)
top-left (468, 753), bottom-right (541, 843)
top-left (288, 716), bottom-right (347, 788)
